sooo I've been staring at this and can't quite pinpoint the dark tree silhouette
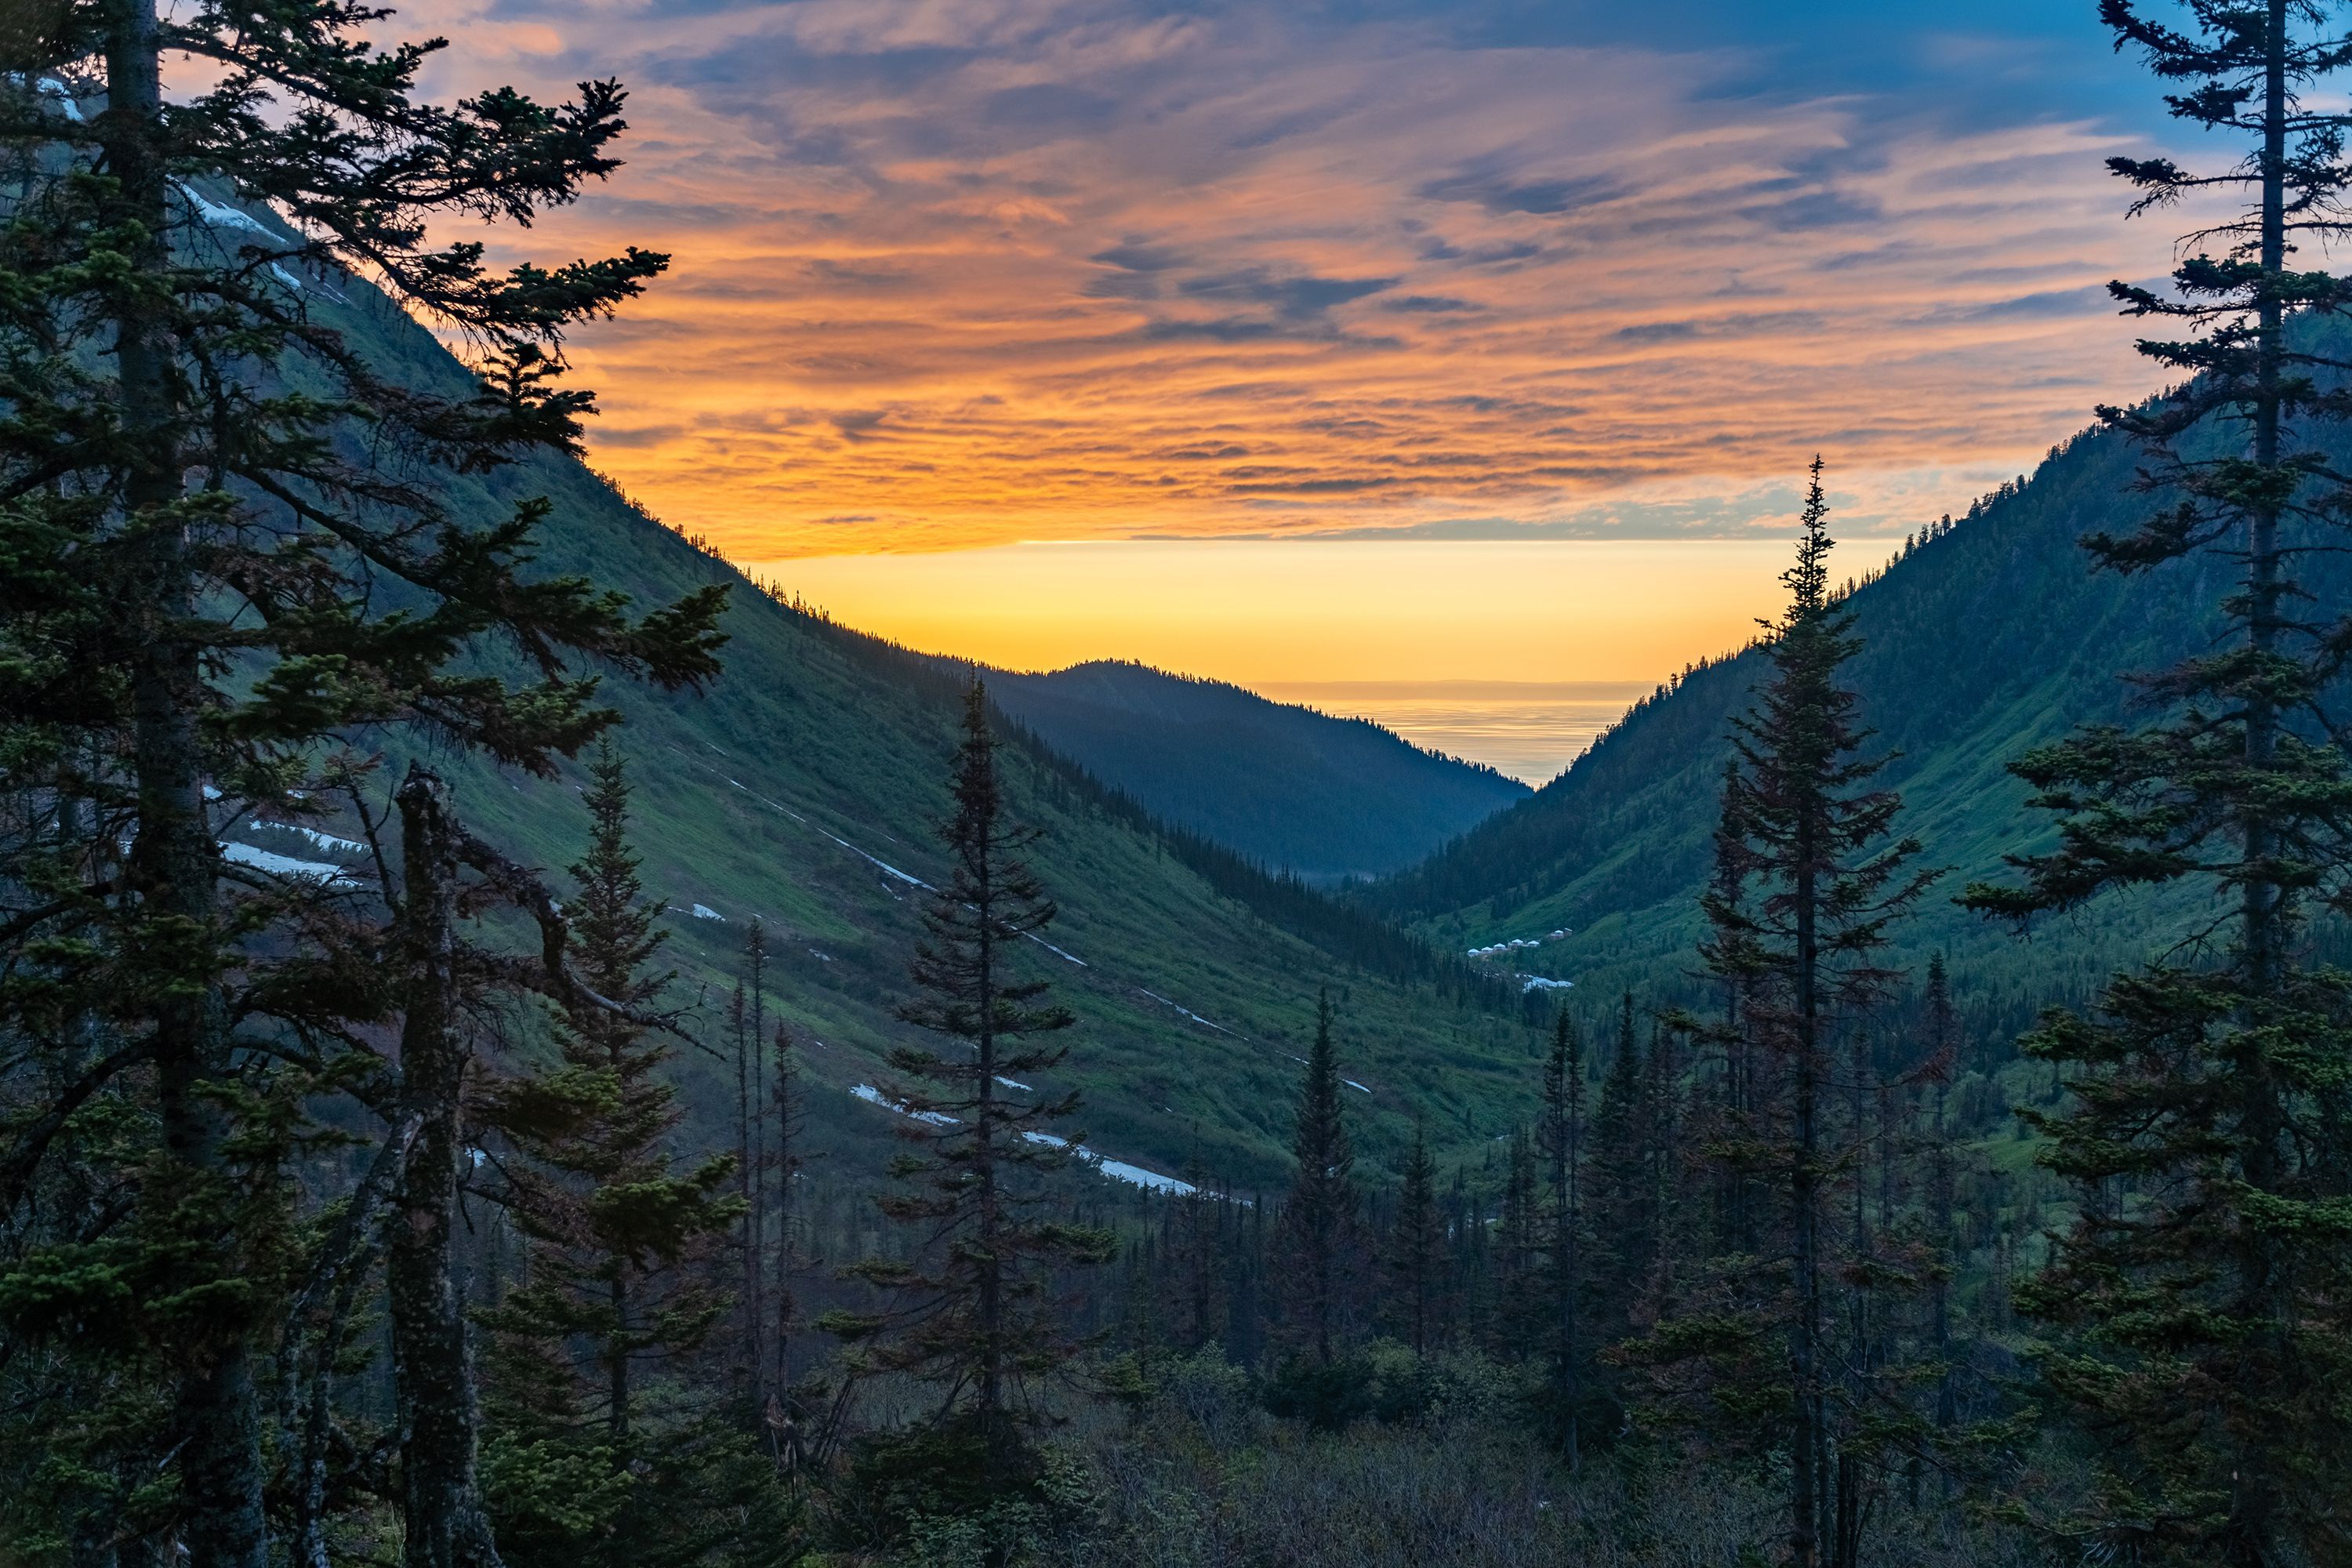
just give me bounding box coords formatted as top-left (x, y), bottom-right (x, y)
top-left (826, 682), bottom-right (1112, 1453)
top-left (1278, 988), bottom-right (1358, 1367)
top-left (1383, 1117), bottom-right (1447, 1356)
top-left (1965, 4), bottom-right (2352, 1559)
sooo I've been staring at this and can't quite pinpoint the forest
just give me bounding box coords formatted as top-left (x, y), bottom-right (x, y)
top-left (2, 1), bottom-right (2350, 1566)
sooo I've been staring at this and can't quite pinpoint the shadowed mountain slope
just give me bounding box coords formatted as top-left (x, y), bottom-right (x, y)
top-left (222, 259), bottom-right (1545, 1196)
top-left (1366, 374), bottom-right (2352, 1027)
top-left (983, 660), bottom-right (1528, 881)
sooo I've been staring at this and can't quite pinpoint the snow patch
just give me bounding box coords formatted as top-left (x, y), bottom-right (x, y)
top-left (220, 840), bottom-right (358, 886)
top-left (173, 179), bottom-right (274, 238)
top-left (849, 1083), bottom-right (957, 1128)
top-left (689, 904), bottom-right (725, 922)
top-left (1343, 1079), bottom-right (1372, 1096)
top-left (255, 820), bottom-right (368, 855)
top-left (1093, 1156), bottom-right (1194, 1195)
top-left (994, 1076), bottom-right (1033, 1092)
top-left (1523, 976), bottom-right (1575, 993)
top-left (845, 1091), bottom-right (1191, 1193)
top-left (1138, 988), bottom-right (1238, 1036)
top-left (1022, 1131), bottom-right (1194, 1196)
top-left (34, 78), bottom-right (84, 122)
top-left (1026, 933), bottom-right (1087, 967)
top-left (814, 826), bottom-right (927, 888)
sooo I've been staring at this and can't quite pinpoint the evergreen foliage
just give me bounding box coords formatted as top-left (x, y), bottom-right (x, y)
top-left (1628, 463), bottom-right (1939, 1568)
top-left (4, 4), bottom-right (2350, 1565)
top-left (825, 682), bottom-right (1113, 1467)
top-left (477, 742), bottom-right (748, 1564)
top-left (1278, 989), bottom-right (1359, 1369)
top-left (1534, 1007), bottom-right (1590, 1467)
top-left (1382, 1117), bottom-right (1447, 1356)
top-left (1963, 3), bottom-right (2352, 1559)
top-left (0, 2), bottom-right (719, 1559)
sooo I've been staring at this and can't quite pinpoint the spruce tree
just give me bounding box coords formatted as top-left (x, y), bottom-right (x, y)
top-left (1588, 993), bottom-right (1655, 1345)
top-left (1170, 1131), bottom-right (1225, 1355)
top-left (1491, 1125), bottom-right (1542, 1359)
top-left (0, 4), bottom-right (721, 1559)
top-left (730, 918), bottom-right (771, 1395)
top-left (1964, 4), bottom-right (2352, 1558)
top-left (826, 682), bottom-right (1112, 1478)
top-left (476, 742), bottom-right (742, 1564)
top-left (1642, 462), bottom-right (1933, 1568)
top-left (1534, 1008), bottom-right (1588, 1468)
top-left (1920, 954), bottom-right (1961, 1451)
top-left (768, 1017), bottom-right (808, 1415)
top-left (1278, 987), bottom-right (1357, 1367)
top-left (1383, 1118), bottom-right (1447, 1356)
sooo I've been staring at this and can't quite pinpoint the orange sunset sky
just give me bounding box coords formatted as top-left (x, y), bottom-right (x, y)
top-left (370, 0), bottom-right (2196, 687)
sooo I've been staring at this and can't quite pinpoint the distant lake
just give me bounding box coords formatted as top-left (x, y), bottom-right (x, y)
top-left (1260, 681), bottom-right (1656, 786)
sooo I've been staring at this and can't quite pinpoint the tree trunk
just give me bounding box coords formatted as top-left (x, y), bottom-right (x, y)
top-left (975, 855), bottom-right (1003, 1426)
top-left (389, 768), bottom-right (503, 1568)
top-left (2231, 6), bottom-right (2288, 1557)
top-left (1790, 840), bottom-right (1824, 1568)
top-left (103, 1), bottom-right (269, 1559)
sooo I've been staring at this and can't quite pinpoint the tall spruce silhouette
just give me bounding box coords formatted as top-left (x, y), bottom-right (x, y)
top-left (1383, 1117), bottom-right (1447, 1356)
top-left (1965, 3), bottom-right (2352, 1559)
top-left (0, 5), bottom-right (720, 1560)
top-left (477, 742), bottom-right (742, 1559)
top-left (1279, 988), bottom-right (1357, 1367)
top-left (826, 683), bottom-right (1111, 1458)
top-left (1675, 461), bottom-right (1934, 1568)
top-left (1535, 1008), bottom-right (1588, 1470)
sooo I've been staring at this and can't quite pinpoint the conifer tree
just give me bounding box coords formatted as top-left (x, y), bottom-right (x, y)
top-left (1646, 461), bottom-right (1933, 1568)
top-left (477, 743), bottom-right (742, 1563)
top-left (1165, 1135), bottom-right (1221, 1355)
top-left (731, 919), bottom-right (771, 1394)
top-left (1534, 1008), bottom-right (1588, 1468)
top-left (1492, 1126), bottom-right (1542, 1359)
top-left (1383, 1118), bottom-right (1447, 1356)
top-left (0, 4), bottom-right (721, 1559)
top-left (768, 1018), bottom-right (808, 1410)
top-left (1965, 5), bottom-right (2352, 1558)
top-left (1588, 993), bottom-right (1655, 1345)
top-left (1278, 988), bottom-right (1357, 1367)
top-left (826, 683), bottom-right (1112, 1465)
top-left (1920, 954), bottom-right (1960, 1449)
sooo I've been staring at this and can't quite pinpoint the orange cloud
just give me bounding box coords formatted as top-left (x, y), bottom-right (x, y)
top-left (376, 0), bottom-right (2179, 557)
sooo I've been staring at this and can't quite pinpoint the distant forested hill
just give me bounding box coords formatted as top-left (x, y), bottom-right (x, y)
top-left (983, 660), bottom-right (1528, 880)
top-left (1365, 331), bottom-right (2352, 1029)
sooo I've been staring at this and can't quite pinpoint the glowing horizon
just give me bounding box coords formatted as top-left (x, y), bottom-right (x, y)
top-left (743, 535), bottom-right (1900, 688)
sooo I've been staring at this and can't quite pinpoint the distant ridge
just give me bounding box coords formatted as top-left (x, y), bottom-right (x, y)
top-left (982, 659), bottom-right (1530, 881)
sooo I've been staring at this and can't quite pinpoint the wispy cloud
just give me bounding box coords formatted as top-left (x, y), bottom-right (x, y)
top-left (379, 0), bottom-right (2180, 554)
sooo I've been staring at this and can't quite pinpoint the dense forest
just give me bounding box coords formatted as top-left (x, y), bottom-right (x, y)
top-left (983, 660), bottom-right (1527, 883)
top-left (4, 2), bottom-right (2352, 1566)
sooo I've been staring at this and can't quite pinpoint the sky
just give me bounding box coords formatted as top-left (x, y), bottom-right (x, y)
top-left (368, 0), bottom-right (2208, 710)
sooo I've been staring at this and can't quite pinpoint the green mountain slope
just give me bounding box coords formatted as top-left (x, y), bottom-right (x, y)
top-left (1365, 401), bottom-right (2342, 1024)
top-left (224, 276), bottom-right (1541, 1196)
top-left (982, 659), bottom-right (1528, 881)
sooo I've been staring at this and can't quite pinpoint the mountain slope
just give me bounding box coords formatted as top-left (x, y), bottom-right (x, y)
top-left (1366, 384), bottom-right (2352, 1022)
top-left (982, 659), bottom-right (1527, 880)
top-left (227, 276), bottom-right (1544, 1196)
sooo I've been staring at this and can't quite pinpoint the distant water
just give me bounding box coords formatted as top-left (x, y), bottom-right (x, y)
top-left (1258, 681), bottom-right (1657, 787)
